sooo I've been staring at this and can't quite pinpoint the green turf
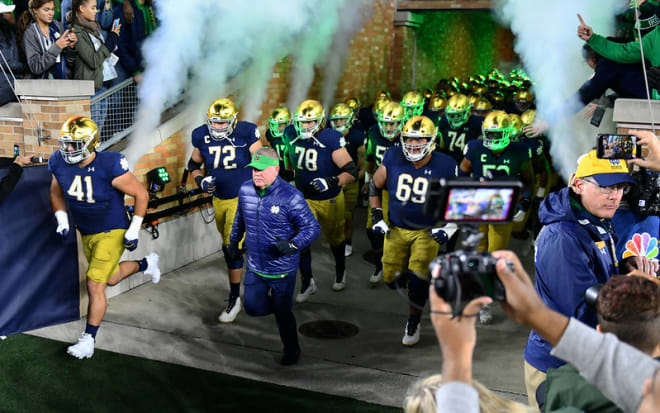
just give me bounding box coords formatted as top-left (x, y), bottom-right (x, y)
top-left (0, 334), bottom-right (400, 413)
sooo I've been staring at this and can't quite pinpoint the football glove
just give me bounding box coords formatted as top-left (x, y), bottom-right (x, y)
top-left (54, 210), bottom-right (69, 238)
top-left (226, 241), bottom-right (242, 261)
top-left (275, 237), bottom-right (298, 256)
top-left (124, 215), bottom-right (143, 251)
top-left (430, 227), bottom-right (449, 244)
top-left (200, 176), bottom-right (216, 194)
top-left (371, 207), bottom-right (390, 235)
top-left (310, 176), bottom-right (339, 193)
top-left (513, 210), bottom-right (526, 223)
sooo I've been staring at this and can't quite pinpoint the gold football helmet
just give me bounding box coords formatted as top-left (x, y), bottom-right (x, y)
top-left (329, 103), bottom-right (354, 134)
top-left (521, 109), bottom-right (536, 127)
top-left (513, 89), bottom-right (535, 111)
top-left (374, 89), bottom-right (390, 101)
top-left (378, 101), bottom-right (407, 140)
top-left (474, 98), bottom-right (492, 118)
top-left (372, 96), bottom-right (391, 119)
top-left (508, 114), bottom-right (523, 142)
top-left (423, 88), bottom-right (433, 100)
top-left (294, 99), bottom-right (325, 139)
top-left (401, 115), bottom-right (436, 162)
top-left (344, 97), bottom-right (361, 112)
top-left (59, 116), bottom-right (99, 164)
top-left (207, 98), bottom-right (238, 140)
top-left (428, 94), bottom-right (447, 113)
top-left (482, 110), bottom-right (512, 151)
top-left (445, 94), bottom-right (472, 129)
top-left (401, 91), bottom-right (425, 118)
top-left (268, 106), bottom-right (291, 138)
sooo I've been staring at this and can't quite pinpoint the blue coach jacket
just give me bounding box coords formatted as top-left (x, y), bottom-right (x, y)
top-left (525, 187), bottom-right (618, 372)
top-left (230, 177), bottom-right (320, 276)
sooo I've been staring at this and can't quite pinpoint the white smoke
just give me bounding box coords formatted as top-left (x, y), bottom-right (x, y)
top-left (496, 0), bottom-right (627, 179)
top-left (126, 0), bottom-right (373, 167)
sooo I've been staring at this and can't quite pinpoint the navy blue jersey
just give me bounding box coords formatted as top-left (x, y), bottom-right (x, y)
top-left (383, 147), bottom-right (457, 229)
top-left (357, 106), bottom-right (376, 132)
top-left (366, 124), bottom-right (399, 167)
top-left (344, 126), bottom-right (366, 163)
top-left (283, 125), bottom-right (345, 201)
top-left (436, 114), bottom-right (483, 164)
top-left (265, 129), bottom-right (293, 180)
top-left (49, 151), bottom-right (129, 235)
top-left (191, 121), bottom-right (260, 199)
top-left (464, 140), bottom-right (532, 179)
top-left (520, 136), bottom-right (544, 160)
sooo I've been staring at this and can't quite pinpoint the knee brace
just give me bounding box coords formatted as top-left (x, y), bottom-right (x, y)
top-left (408, 274), bottom-right (429, 309)
top-left (222, 245), bottom-right (244, 270)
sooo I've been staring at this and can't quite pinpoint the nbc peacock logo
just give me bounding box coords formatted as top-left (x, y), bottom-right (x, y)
top-left (623, 232), bottom-right (659, 259)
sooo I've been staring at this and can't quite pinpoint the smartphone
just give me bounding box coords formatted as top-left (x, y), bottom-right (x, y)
top-left (425, 179), bottom-right (523, 223)
top-left (112, 18), bottom-right (120, 30)
top-left (590, 106), bottom-right (605, 127)
top-left (13, 144), bottom-right (19, 157)
top-left (596, 134), bottom-right (642, 159)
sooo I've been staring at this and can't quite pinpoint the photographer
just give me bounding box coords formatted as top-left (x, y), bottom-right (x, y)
top-left (629, 129), bottom-right (660, 172)
top-left (526, 150), bottom-right (657, 407)
top-left (0, 154), bottom-right (31, 202)
top-left (543, 275), bottom-right (660, 412)
top-left (428, 250), bottom-right (660, 413)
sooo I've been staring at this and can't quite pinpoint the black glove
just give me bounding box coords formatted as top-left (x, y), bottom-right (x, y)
top-left (275, 237), bottom-right (298, 256)
top-left (371, 207), bottom-right (384, 225)
top-left (226, 241), bottom-right (242, 261)
top-left (649, 65), bottom-right (660, 90)
top-left (310, 176), bottom-right (339, 193)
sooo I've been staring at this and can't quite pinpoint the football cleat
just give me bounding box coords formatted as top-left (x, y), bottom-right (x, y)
top-left (369, 268), bottom-right (383, 285)
top-left (344, 243), bottom-right (353, 257)
top-left (67, 332), bottom-right (95, 359)
top-left (332, 271), bottom-right (346, 291)
top-left (218, 296), bottom-right (242, 323)
top-left (144, 252), bottom-right (161, 284)
top-left (402, 321), bottom-right (420, 346)
top-left (207, 98), bottom-right (238, 140)
top-left (59, 116), bottom-right (99, 164)
top-left (400, 116), bottom-right (436, 162)
top-left (295, 278), bottom-right (317, 303)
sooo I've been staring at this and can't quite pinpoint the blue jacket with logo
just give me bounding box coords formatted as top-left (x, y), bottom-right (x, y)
top-left (230, 177), bottom-right (320, 275)
top-left (525, 187), bottom-right (618, 372)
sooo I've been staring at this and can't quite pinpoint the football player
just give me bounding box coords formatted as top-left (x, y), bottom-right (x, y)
top-left (284, 99), bottom-right (357, 300)
top-left (49, 116), bottom-right (160, 359)
top-left (506, 88), bottom-right (536, 115)
top-left (400, 90), bottom-right (425, 118)
top-left (328, 103), bottom-right (366, 257)
top-left (188, 98), bottom-right (263, 323)
top-left (363, 101), bottom-right (407, 284)
top-left (426, 93), bottom-right (447, 124)
top-left (436, 94), bottom-right (484, 165)
top-left (265, 106), bottom-right (294, 182)
top-left (473, 97), bottom-right (493, 118)
top-left (370, 115), bottom-right (457, 346)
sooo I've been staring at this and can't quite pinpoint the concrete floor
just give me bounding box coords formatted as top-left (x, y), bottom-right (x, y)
top-left (28, 207), bottom-right (536, 408)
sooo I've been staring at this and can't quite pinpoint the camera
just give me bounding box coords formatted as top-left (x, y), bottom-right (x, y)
top-left (430, 251), bottom-right (507, 303)
top-left (628, 168), bottom-right (660, 217)
top-left (585, 283), bottom-right (603, 312)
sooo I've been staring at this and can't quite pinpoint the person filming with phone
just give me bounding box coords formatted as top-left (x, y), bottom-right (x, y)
top-left (524, 149), bottom-right (658, 408)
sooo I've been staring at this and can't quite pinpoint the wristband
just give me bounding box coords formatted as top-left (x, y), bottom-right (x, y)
top-left (55, 210), bottom-right (68, 225)
top-left (126, 215), bottom-right (144, 239)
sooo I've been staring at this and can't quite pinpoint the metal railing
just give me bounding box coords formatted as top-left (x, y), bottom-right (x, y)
top-left (92, 78), bottom-right (138, 151)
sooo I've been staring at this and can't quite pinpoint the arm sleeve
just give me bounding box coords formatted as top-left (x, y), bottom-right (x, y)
top-left (289, 193), bottom-right (320, 250)
top-left (0, 163), bottom-right (23, 201)
top-left (551, 318), bottom-right (660, 413)
top-left (587, 34), bottom-right (644, 64)
top-left (434, 382), bottom-right (479, 413)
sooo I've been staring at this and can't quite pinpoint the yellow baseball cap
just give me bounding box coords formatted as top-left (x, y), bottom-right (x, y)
top-left (575, 150), bottom-right (635, 186)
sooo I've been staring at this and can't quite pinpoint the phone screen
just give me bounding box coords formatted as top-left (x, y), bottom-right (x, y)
top-left (597, 134), bottom-right (641, 159)
top-left (443, 187), bottom-right (515, 222)
top-left (112, 18), bottom-right (120, 29)
top-left (13, 144), bottom-right (19, 157)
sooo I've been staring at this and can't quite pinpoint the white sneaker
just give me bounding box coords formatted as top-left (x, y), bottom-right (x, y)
top-left (369, 269), bottom-right (383, 284)
top-left (344, 244), bottom-right (353, 257)
top-left (479, 305), bottom-right (493, 325)
top-left (218, 296), bottom-right (241, 323)
top-left (67, 332), bottom-right (95, 359)
top-left (0, 336), bottom-right (6, 340)
top-left (295, 279), bottom-right (317, 303)
top-left (332, 271), bottom-right (346, 291)
top-left (144, 253), bottom-right (161, 284)
top-left (402, 321), bottom-right (420, 347)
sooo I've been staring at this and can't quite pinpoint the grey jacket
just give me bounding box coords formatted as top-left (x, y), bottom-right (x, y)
top-left (22, 21), bottom-right (74, 78)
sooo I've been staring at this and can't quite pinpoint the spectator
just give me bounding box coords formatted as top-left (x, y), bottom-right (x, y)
top-left (0, 154), bottom-right (30, 201)
top-left (428, 249), bottom-right (660, 413)
top-left (629, 129), bottom-right (660, 172)
top-left (544, 275), bottom-right (660, 412)
top-left (18, 0), bottom-right (76, 79)
top-left (61, 0), bottom-right (113, 36)
top-left (68, 0), bottom-right (118, 91)
top-left (0, 3), bottom-right (26, 106)
top-left (228, 148), bottom-right (320, 365)
top-left (526, 149), bottom-right (656, 407)
top-left (112, 0), bottom-right (154, 83)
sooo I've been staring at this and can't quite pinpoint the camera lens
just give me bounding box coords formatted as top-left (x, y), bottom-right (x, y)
top-left (468, 258), bottom-right (479, 269)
